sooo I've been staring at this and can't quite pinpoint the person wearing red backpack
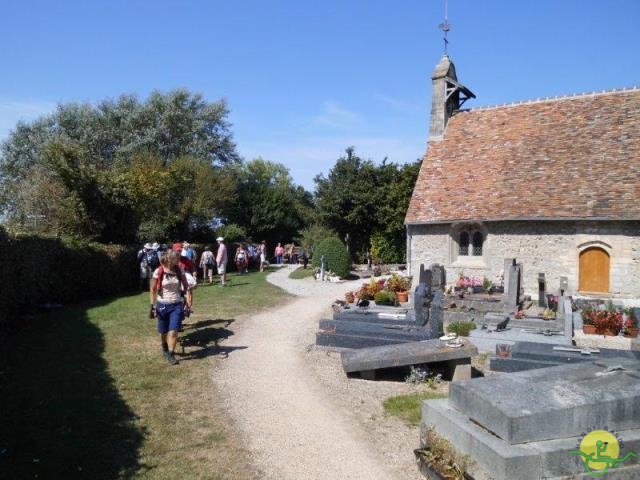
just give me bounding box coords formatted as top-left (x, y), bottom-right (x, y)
top-left (149, 250), bottom-right (192, 365)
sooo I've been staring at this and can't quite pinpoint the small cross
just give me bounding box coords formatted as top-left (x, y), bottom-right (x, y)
top-left (438, 0), bottom-right (451, 55)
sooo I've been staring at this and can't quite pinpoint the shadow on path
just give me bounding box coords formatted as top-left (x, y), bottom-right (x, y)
top-left (178, 318), bottom-right (247, 359)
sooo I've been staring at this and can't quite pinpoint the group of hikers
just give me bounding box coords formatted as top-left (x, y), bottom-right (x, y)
top-left (137, 238), bottom-right (303, 365)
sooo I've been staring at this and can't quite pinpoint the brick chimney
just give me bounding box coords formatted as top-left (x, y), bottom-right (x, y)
top-left (428, 54), bottom-right (475, 141)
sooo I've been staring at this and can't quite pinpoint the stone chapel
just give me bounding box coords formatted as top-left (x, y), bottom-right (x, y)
top-left (405, 54), bottom-right (640, 298)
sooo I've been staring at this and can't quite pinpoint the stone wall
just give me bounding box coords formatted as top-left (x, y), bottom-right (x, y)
top-left (408, 220), bottom-right (640, 298)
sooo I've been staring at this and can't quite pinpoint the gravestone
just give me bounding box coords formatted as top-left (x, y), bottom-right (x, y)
top-left (427, 290), bottom-right (444, 338)
top-left (490, 340), bottom-right (640, 372)
top-left (430, 263), bottom-right (445, 290)
top-left (517, 262), bottom-right (524, 299)
top-left (422, 359), bottom-right (640, 479)
top-left (556, 294), bottom-right (565, 317)
top-left (560, 297), bottom-right (573, 340)
top-left (503, 258), bottom-right (515, 298)
top-left (341, 338), bottom-right (477, 379)
top-left (559, 276), bottom-right (569, 295)
top-left (418, 263), bottom-right (430, 286)
top-left (505, 263), bottom-right (521, 312)
top-left (413, 282), bottom-right (427, 326)
top-left (537, 272), bottom-right (546, 307)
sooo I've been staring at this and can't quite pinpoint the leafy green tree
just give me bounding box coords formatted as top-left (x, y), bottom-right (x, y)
top-left (314, 147), bottom-right (381, 259)
top-left (0, 89), bottom-right (239, 241)
top-left (227, 158), bottom-right (312, 244)
top-left (370, 159), bottom-right (422, 263)
top-left (314, 148), bottom-right (421, 263)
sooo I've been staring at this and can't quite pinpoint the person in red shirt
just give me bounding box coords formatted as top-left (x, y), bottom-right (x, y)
top-left (171, 243), bottom-right (196, 315)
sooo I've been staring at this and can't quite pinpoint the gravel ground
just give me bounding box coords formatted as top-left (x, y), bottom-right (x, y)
top-left (213, 266), bottom-right (428, 480)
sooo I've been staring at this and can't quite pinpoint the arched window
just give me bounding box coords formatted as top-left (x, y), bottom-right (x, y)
top-left (472, 231), bottom-right (483, 256)
top-left (459, 231), bottom-right (469, 256)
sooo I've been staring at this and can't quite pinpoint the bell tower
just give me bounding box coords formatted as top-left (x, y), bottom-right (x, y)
top-left (428, 4), bottom-right (475, 141)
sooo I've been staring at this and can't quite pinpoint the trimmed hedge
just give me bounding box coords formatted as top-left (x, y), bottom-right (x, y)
top-left (0, 229), bottom-right (138, 329)
top-left (311, 237), bottom-right (351, 278)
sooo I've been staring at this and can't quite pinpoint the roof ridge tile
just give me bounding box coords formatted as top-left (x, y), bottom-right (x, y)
top-left (470, 86), bottom-right (640, 112)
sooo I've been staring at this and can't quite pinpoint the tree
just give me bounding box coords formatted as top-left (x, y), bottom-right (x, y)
top-left (314, 147), bottom-right (380, 259)
top-left (314, 147), bottom-right (421, 263)
top-left (226, 158), bottom-right (312, 245)
top-left (0, 89), bottom-right (240, 241)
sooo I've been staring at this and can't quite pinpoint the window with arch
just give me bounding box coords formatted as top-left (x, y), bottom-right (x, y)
top-left (459, 231), bottom-right (469, 256)
top-left (472, 232), bottom-right (483, 256)
top-left (457, 228), bottom-right (484, 256)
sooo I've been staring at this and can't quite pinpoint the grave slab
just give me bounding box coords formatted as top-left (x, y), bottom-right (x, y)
top-left (449, 359), bottom-right (640, 444)
top-left (316, 331), bottom-right (409, 349)
top-left (490, 341), bottom-right (640, 372)
top-left (341, 338), bottom-right (477, 374)
top-left (422, 398), bottom-right (640, 480)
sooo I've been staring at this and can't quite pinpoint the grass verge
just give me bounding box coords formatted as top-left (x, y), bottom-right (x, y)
top-left (383, 391), bottom-right (448, 426)
top-left (1, 268), bottom-right (290, 479)
top-left (288, 267), bottom-right (315, 279)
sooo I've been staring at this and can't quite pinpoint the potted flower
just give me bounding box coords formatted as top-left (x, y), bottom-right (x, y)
top-left (592, 308), bottom-right (623, 336)
top-left (482, 277), bottom-right (494, 294)
top-left (374, 291), bottom-right (397, 306)
top-left (345, 291), bottom-right (355, 304)
top-left (385, 273), bottom-right (412, 303)
top-left (623, 308), bottom-right (638, 338)
top-left (582, 307), bottom-right (597, 334)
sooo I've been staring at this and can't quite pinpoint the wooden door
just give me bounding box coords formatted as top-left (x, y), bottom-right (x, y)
top-left (579, 247), bottom-right (610, 293)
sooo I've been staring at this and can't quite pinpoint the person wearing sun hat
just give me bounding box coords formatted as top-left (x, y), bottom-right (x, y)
top-left (137, 242), bottom-right (155, 289)
top-left (181, 241), bottom-right (195, 262)
top-left (216, 237), bottom-right (228, 286)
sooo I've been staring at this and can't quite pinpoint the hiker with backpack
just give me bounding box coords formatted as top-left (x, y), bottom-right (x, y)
top-left (149, 250), bottom-right (192, 366)
top-left (137, 242), bottom-right (160, 289)
top-left (199, 245), bottom-right (215, 284)
top-left (171, 242), bottom-right (197, 315)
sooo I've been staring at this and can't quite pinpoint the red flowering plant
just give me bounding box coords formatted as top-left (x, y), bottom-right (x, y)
top-left (623, 308), bottom-right (637, 332)
top-left (591, 309), bottom-right (623, 334)
top-left (356, 278), bottom-right (385, 300)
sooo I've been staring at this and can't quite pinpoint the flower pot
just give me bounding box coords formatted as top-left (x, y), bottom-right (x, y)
top-left (583, 325), bottom-right (597, 334)
top-left (603, 328), bottom-right (618, 336)
top-left (396, 291), bottom-right (409, 303)
top-left (624, 328), bottom-right (639, 338)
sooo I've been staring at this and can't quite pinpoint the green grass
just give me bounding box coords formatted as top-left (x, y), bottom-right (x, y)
top-left (1, 267), bottom-right (290, 479)
top-left (383, 391), bottom-right (448, 426)
top-left (288, 267), bottom-right (315, 279)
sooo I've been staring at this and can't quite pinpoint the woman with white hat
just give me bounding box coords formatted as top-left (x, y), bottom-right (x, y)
top-left (216, 237), bottom-right (228, 286)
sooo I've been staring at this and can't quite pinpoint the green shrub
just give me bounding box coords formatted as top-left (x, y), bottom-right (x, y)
top-left (299, 224), bottom-right (337, 258)
top-left (0, 233), bottom-right (137, 329)
top-left (311, 237), bottom-right (351, 278)
top-left (374, 291), bottom-right (397, 306)
top-left (446, 320), bottom-right (477, 337)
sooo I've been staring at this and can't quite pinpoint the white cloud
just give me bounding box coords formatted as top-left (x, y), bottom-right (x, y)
top-left (313, 100), bottom-right (363, 129)
top-left (0, 100), bottom-right (57, 141)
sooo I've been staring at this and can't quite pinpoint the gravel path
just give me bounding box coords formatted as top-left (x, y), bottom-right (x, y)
top-left (214, 267), bottom-right (426, 480)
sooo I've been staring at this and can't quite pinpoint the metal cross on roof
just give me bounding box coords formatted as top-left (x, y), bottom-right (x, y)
top-left (438, 0), bottom-right (451, 55)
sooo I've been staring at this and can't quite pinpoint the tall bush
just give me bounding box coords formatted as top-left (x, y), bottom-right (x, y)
top-left (311, 237), bottom-right (351, 278)
top-left (0, 233), bottom-right (137, 329)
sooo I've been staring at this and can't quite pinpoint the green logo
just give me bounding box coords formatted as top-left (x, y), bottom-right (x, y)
top-left (569, 429), bottom-right (636, 476)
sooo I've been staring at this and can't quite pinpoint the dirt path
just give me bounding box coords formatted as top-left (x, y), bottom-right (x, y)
top-left (214, 268), bottom-right (426, 480)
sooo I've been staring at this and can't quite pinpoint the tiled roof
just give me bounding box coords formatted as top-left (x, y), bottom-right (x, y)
top-left (406, 88), bottom-right (640, 224)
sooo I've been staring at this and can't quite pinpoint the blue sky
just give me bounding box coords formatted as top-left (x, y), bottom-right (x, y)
top-left (1, 0), bottom-right (639, 191)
